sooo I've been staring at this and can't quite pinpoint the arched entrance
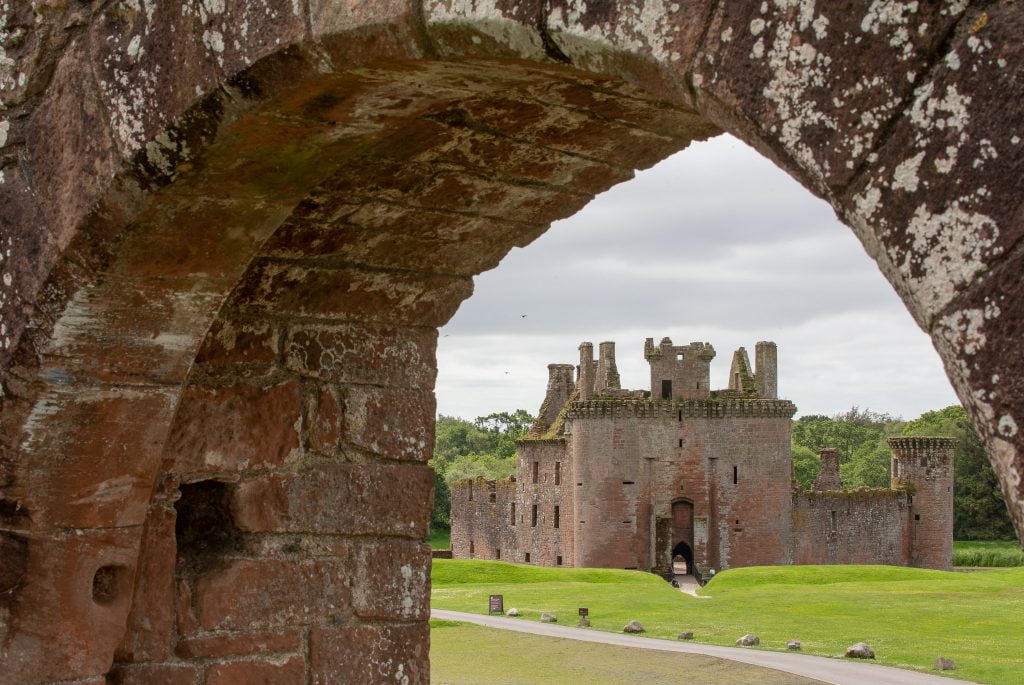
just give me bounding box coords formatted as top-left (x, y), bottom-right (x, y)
top-left (0, 2), bottom-right (1021, 681)
top-left (671, 499), bottom-right (696, 578)
top-left (672, 541), bottom-right (695, 577)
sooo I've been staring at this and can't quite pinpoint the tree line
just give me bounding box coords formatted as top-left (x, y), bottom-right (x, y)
top-left (430, 405), bottom-right (1015, 541)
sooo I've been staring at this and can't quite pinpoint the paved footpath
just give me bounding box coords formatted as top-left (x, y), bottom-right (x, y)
top-left (432, 609), bottom-right (976, 685)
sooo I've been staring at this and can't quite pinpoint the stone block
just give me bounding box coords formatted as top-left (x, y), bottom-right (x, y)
top-left (205, 655), bottom-right (305, 685)
top-left (194, 318), bottom-right (279, 368)
top-left (283, 322), bottom-right (437, 388)
top-left (167, 380), bottom-right (301, 475)
top-left (233, 259), bottom-right (472, 327)
top-left (37, 278), bottom-right (224, 387)
top-left (116, 504), bottom-right (177, 662)
top-left (176, 629), bottom-right (302, 659)
top-left (3, 528), bottom-right (140, 682)
top-left (231, 464), bottom-right (433, 539)
top-left (354, 539), bottom-right (430, 620)
top-left (310, 623), bottom-right (428, 685)
top-left (339, 385), bottom-right (436, 462)
top-left (10, 385), bottom-right (176, 529)
top-left (24, 37), bottom-right (119, 246)
top-left (106, 662), bottom-right (199, 685)
top-left (194, 558), bottom-right (352, 632)
top-left (695, 1), bottom-right (966, 193)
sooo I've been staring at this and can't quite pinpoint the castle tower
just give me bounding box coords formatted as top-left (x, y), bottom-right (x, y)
top-left (888, 437), bottom-right (956, 570)
top-left (595, 341), bottom-right (621, 394)
top-left (578, 342), bottom-right (595, 400)
top-left (812, 448), bottom-right (842, 491)
top-left (754, 341), bottom-right (778, 399)
top-left (529, 364), bottom-right (575, 436)
top-left (644, 336), bottom-right (714, 400)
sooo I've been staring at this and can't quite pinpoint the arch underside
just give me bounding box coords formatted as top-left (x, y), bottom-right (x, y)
top-left (0, 2), bottom-right (1021, 682)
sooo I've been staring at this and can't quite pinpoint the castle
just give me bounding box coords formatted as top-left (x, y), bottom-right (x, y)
top-left (450, 337), bottom-right (955, 576)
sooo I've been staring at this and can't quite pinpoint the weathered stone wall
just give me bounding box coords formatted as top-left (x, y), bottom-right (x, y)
top-left (792, 490), bottom-right (911, 566)
top-left (514, 440), bottom-right (573, 565)
top-left (0, 1), bottom-right (1021, 681)
top-left (450, 477), bottom-right (518, 562)
top-left (891, 436), bottom-right (957, 570)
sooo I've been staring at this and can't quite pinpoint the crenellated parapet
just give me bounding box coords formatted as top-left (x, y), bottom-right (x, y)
top-left (567, 397), bottom-right (797, 420)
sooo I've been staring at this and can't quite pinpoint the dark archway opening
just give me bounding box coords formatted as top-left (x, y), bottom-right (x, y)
top-left (672, 541), bottom-right (694, 577)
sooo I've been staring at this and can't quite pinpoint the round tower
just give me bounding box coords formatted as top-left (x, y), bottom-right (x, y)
top-left (888, 436), bottom-right (956, 570)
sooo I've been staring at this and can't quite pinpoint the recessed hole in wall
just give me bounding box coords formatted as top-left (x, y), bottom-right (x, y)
top-left (175, 480), bottom-right (242, 575)
top-left (0, 498), bottom-right (29, 526)
top-left (92, 565), bottom-right (127, 605)
top-left (0, 532), bottom-right (28, 597)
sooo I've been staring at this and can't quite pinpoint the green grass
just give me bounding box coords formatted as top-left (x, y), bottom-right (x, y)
top-left (429, 529), bottom-right (451, 550)
top-left (430, 619), bottom-right (823, 684)
top-left (432, 560), bottom-right (1024, 685)
top-left (954, 540), bottom-right (1024, 567)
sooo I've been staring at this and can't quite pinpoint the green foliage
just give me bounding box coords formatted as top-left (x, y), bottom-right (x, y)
top-left (429, 529), bottom-right (451, 550)
top-left (792, 407), bottom-right (900, 489)
top-left (901, 405), bottom-right (1016, 540)
top-left (428, 411), bottom-right (534, 531)
top-left (952, 540), bottom-right (1024, 567)
top-left (790, 444), bottom-right (820, 490)
top-left (792, 405), bottom-right (1013, 539)
top-left (433, 560), bottom-right (1024, 685)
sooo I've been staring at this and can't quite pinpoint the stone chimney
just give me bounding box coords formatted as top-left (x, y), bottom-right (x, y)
top-left (754, 341), bottom-right (777, 399)
top-left (578, 342), bottom-right (595, 400)
top-left (595, 341), bottom-right (621, 394)
top-left (812, 448), bottom-right (842, 491)
top-left (529, 364), bottom-right (575, 436)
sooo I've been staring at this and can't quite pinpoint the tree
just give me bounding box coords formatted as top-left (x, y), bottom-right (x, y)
top-left (428, 410), bottom-right (535, 531)
top-left (792, 407), bottom-right (900, 488)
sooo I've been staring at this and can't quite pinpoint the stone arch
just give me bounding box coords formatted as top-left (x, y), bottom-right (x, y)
top-left (0, 2), bottom-right (1021, 682)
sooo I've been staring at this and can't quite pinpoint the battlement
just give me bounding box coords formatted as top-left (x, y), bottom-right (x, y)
top-left (888, 437), bottom-right (959, 451)
top-left (567, 397), bottom-right (797, 420)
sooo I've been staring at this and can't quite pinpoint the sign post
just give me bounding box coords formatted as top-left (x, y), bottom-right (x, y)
top-left (578, 607), bottom-right (589, 618)
top-left (488, 594), bottom-right (504, 615)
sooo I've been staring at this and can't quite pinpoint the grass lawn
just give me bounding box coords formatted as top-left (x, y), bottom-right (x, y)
top-left (953, 540), bottom-right (1024, 567)
top-left (430, 619), bottom-right (823, 684)
top-left (429, 529), bottom-right (451, 550)
top-left (432, 560), bottom-right (1024, 685)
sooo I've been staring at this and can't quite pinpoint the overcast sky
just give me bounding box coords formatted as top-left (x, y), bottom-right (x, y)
top-left (435, 134), bottom-right (959, 421)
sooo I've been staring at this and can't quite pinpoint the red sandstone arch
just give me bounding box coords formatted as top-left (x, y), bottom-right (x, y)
top-left (0, 2), bottom-right (1020, 682)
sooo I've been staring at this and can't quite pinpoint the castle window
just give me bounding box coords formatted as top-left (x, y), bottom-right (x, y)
top-left (661, 380), bottom-right (672, 399)
top-left (469, 541), bottom-right (474, 554)
top-left (678, 410), bottom-right (683, 421)
top-left (555, 462), bottom-right (561, 485)
top-left (554, 506), bottom-right (560, 528)
top-left (525, 553), bottom-right (531, 563)
top-left (510, 502), bottom-right (516, 526)
top-left (532, 505), bottom-right (538, 527)
top-left (496, 548), bottom-right (501, 559)
top-left (532, 461), bottom-right (539, 484)
top-left (556, 556), bottom-right (563, 566)
top-left (489, 492), bottom-right (496, 503)
top-left (915, 514), bottom-right (921, 521)
top-left (468, 483), bottom-right (473, 501)
top-left (830, 510), bottom-right (837, 533)
top-left (733, 466), bottom-right (738, 484)
top-left (678, 439), bottom-right (683, 448)
top-left (676, 352), bottom-right (684, 360)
